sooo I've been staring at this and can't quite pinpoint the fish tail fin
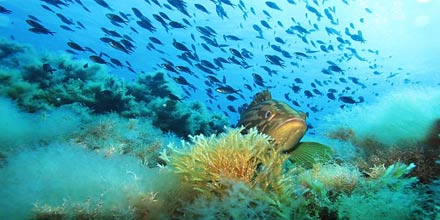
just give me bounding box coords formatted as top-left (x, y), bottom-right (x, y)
top-left (288, 142), bottom-right (333, 168)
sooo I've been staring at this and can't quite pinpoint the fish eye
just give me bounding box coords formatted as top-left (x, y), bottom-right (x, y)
top-left (264, 111), bottom-right (272, 119)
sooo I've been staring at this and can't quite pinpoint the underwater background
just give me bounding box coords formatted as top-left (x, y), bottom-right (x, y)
top-left (0, 0), bottom-right (439, 219)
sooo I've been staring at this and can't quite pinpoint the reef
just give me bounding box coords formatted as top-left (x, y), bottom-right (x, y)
top-left (0, 39), bottom-right (437, 219)
top-left (0, 102), bottom-right (436, 219)
top-left (0, 38), bottom-right (228, 138)
top-left (4, 128), bottom-right (429, 220)
top-left (319, 87), bottom-right (440, 184)
top-left (324, 117), bottom-right (440, 184)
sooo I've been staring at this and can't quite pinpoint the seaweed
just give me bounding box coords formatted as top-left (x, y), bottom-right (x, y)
top-left (0, 38), bottom-right (435, 220)
top-left (0, 38), bottom-right (228, 138)
top-left (161, 128), bottom-right (429, 220)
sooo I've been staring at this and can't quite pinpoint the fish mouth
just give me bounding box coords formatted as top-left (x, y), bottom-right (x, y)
top-left (271, 117), bottom-right (307, 152)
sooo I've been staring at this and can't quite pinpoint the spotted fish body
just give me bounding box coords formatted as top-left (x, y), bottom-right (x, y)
top-left (237, 90), bottom-right (307, 152)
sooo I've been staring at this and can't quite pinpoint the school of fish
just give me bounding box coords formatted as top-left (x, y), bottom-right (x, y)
top-left (0, 0), bottom-right (409, 130)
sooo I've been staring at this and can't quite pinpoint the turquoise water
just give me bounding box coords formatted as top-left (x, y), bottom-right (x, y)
top-left (0, 0), bottom-right (439, 219)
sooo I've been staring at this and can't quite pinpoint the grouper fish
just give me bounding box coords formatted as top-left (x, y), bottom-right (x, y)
top-left (237, 90), bottom-right (332, 166)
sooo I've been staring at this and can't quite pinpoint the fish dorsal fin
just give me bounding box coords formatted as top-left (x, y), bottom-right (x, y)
top-left (249, 90), bottom-right (272, 107)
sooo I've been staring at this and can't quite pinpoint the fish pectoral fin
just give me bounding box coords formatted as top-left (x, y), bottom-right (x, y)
top-left (288, 142), bottom-right (333, 168)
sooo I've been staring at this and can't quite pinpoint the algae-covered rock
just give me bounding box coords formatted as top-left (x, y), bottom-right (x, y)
top-left (0, 38), bottom-right (228, 137)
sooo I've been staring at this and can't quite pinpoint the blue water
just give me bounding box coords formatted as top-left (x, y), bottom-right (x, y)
top-left (0, 0), bottom-right (439, 219)
top-left (1, 0), bottom-right (438, 127)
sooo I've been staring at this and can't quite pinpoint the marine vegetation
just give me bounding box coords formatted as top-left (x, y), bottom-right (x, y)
top-left (161, 128), bottom-right (287, 195)
top-left (0, 0), bottom-right (438, 218)
top-left (320, 88), bottom-right (440, 183)
top-left (160, 128), bottom-right (431, 220)
top-left (0, 38), bottom-right (228, 138)
top-left (0, 39), bottom-right (435, 219)
top-left (0, 122), bottom-right (434, 220)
